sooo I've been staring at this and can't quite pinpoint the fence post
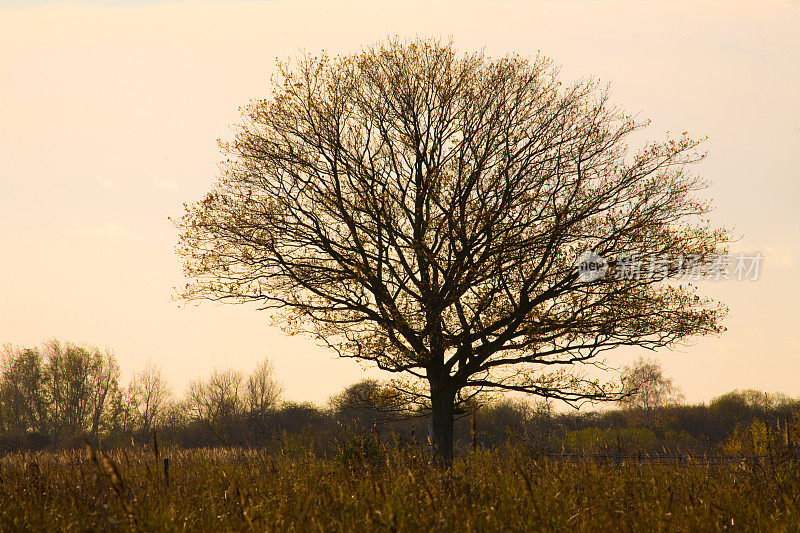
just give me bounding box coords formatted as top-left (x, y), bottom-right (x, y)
top-left (163, 457), bottom-right (169, 491)
top-left (471, 410), bottom-right (477, 452)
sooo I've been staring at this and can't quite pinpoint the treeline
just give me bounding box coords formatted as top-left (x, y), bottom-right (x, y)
top-left (2, 341), bottom-right (798, 456)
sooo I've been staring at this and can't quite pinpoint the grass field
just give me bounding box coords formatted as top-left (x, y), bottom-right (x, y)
top-left (1, 442), bottom-right (798, 531)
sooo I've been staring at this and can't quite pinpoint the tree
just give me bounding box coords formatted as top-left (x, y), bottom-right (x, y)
top-left (330, 379), bottom-right (407, 427)
top-left (43, 340), bottom-right (119, 440)
top-left (184, 369), bottom-right (244, 443)
top-left (87, 348), bottom-right (120, 440)
top-left (129, 363), bottom-right (172, 435)
top-left (244, 358), bottom-right (282, 423)
top-left (0, 345), bottom-right (50, 435)
top-left (620, 357), bottom-right (683, 423)
top-left (178, 38), bottom-right (727, 463)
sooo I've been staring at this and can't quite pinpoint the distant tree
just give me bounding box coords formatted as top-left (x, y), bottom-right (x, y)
top-left (44, 341), bottom-right (91, 437)
top-left (244, 358), bottom-right (282, 423)
top-left (43, 340), bottom-right (119, 440)
top-left (711, 389), bottom-right (794, 413)
top-left (532, 397), bottom-right (554, 418)
top-left (104, 384), bottom-right (136, 441)
top-left (87, 349), bottom-right (120, 440)
top-left (273, 401), bottom-right (328, 434)
top-left (179, 38), bottom-right (728, 463)
top-left (185, 369), bottom-right (244, 442)
top-left (620, 357), bottom-right (682, 420)
top-left (129, 363), bottom-right (172, 435)
top-left (0, 345), bottom-right (49, 434)
top-left (474, 398), bottom-right (533, 446)
top-left (330, 379), bottom-right (407, 427)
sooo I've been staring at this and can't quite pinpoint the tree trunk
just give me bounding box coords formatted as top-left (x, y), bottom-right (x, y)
top-left (430, 381), bottom-right (456, 466)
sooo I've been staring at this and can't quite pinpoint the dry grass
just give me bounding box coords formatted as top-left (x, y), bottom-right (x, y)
top-left (1, 443), bottom-right (798, 531)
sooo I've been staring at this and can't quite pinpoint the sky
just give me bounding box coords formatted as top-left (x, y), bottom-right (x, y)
top-left (0, 0), bottom-right (798, 407)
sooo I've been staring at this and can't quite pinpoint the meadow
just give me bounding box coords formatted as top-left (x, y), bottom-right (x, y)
top-left (2, 442), bottom-right (798, 531)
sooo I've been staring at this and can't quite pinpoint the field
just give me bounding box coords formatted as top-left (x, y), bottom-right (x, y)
top-left (2, 443), bottom-right (798, 532)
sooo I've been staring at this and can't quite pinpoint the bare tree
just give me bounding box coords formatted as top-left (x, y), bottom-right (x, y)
top-left (185, 369), bottom-right (244, 441)
top-left (620, 357), bottom-right (683, 423)
top-left (129, 363), bottom-right (172, 434)
top-left (178, 38), bottom-right (727, 462)
top-left (244, 358), bottom-right (282, 423)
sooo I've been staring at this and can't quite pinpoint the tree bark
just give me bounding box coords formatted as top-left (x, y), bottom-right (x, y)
top-left (430, 380), bottom-right (456, 466)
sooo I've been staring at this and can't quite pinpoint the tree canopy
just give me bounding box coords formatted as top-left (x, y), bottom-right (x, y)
top-left (178, 38), bottom-right (728, 462)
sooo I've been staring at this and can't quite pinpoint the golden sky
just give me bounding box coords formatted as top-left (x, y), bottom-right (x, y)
top-left (1, 0), bottom-right (798, 405)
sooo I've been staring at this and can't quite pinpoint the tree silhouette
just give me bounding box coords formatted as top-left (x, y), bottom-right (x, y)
top-left (178, 38), bottom-right (728, 463)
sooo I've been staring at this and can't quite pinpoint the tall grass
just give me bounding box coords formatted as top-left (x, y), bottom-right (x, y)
top-left (1, 442), bottom-right (798, 531)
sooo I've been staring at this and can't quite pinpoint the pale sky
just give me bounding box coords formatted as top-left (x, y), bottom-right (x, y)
top-left (1, 0), bottom-right (798, 406)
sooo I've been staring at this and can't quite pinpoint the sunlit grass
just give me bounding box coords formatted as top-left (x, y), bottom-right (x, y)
top-left (1, 443), bottom-right (797, 531)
